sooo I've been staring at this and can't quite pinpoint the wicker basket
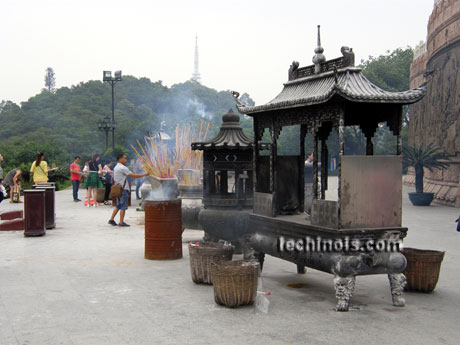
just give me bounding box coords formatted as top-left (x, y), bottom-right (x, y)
top-left (402, 248), bottom-right (445, 293)
top-left (188, 242), bottom-right (234, 284)
top-left (211, 260), bottom-right (259, 308)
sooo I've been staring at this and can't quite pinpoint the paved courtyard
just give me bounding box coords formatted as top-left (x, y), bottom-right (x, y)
top-left (0, 180), bottom-right (459, 345)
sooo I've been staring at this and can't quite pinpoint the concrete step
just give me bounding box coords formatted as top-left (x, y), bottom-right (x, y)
top-left (0, 218), bottom-right (24, 231)
top-left (0, 210), bottom-right (23, 220)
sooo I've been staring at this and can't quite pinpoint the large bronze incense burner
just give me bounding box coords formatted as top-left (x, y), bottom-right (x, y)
top-left (192, 109), bottom-right (254, 256)
top-left (233, 27), bottom-right (426, 311)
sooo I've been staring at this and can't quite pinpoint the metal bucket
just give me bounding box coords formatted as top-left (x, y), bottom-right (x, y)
top-left (148, 176), bottom-right (178, 200)
top-left (144, 199), bottom-right (182, 260)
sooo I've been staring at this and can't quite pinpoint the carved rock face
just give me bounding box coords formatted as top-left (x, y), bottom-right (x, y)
top-left (409, 3), bottom-right (460, 156)
top-left (408, 40), bottom-right (460, 206)
top-left (333, 277), bottom-right (355, 298)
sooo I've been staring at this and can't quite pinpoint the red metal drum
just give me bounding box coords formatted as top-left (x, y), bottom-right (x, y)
top-left (144, 199), bottom-right (182, 260)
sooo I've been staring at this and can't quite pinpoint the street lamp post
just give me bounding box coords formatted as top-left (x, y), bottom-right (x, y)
top-left (101, 70), bottom-right (122, 150)
top-left (97, 117), bottom-right (113, 151)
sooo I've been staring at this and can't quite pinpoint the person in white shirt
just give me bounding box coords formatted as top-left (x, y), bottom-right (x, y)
top-left (108, 154), bottom-right (149, 227)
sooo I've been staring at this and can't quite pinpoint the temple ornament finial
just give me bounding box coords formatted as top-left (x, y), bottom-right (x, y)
top-left (341, 46), bottom-right (355, 67)
top-left (312, 25), bottom-right (326, 74)
top-left (231, 90), bottom-right (244, 107)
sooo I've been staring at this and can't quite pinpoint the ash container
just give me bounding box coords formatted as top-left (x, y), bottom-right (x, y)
top-left (144, 199), bottom-right (182, 260)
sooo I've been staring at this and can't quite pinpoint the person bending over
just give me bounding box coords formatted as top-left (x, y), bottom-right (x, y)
top-left (4, 169), bottom-right (22, 203)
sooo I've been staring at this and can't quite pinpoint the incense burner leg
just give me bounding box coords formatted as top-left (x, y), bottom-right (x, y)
top-left (334, 276), bottom-right (356, 312)
top-left (203, 232), bottom-right (218, 243)
top-left (240, 236), bottom-right (255, 260)
top-left (297, 264), bottom-right (306, 274)
top-left (388, 273), bottom-right (406, 307)
top-left (256, 252), bottom-right (265, 272)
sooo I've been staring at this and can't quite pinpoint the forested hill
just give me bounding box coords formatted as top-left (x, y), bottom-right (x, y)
top-left (0, 47), bottom-right (413, 174)
top-left (0, 77), bottom-right (255, 164)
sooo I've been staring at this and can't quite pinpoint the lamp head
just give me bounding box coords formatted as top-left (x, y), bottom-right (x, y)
top-left (103, 70), bottom-right (112, 81)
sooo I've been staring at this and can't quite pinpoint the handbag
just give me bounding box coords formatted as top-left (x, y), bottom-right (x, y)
top-left (100, 172), bottom-right (106, 184)
top-left (109, 178), bottom-right (126, 199)
top-left (12, 185), bottom-right (20, 203)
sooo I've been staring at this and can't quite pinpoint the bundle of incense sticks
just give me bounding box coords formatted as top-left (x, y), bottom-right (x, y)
top-left (131, 133), bottom-right (175, 178)
top-left (174, 119), bottom-right (210, 174)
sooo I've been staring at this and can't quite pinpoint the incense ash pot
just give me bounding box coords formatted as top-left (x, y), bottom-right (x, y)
top-left (148, 176), bottom-right (179, 200)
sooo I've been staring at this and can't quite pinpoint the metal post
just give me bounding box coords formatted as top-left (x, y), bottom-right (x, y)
top-left (253, 118), bottom-right (259, 193)
top-left (337, 110), bottom-right (345, 227)
top-left (396, 108), bottom-right (403, 155)
top-left (313, 127), bottom-right (318, 200)
top-left (321, 139), bottom-right (328, 199)
top-left (111, 81), bottom-right (115, 150)
top-left (299, 124), bottom-right (307, 212)
top-left (270, 122), bottom-right (278, 216)
top-left (105, 122), bottom-right (109, 151)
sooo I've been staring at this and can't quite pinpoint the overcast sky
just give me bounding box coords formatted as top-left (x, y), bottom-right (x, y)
top-left (0, 0), bottom-right (435, 106)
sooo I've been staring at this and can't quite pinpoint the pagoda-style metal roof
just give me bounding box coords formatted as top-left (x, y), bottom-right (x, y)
top-left (237, 66), bottom-right (426, 115)
top-left (235, 28), bottom-right (426, 116)
top-left (191, 109), bottom-right (253, 150)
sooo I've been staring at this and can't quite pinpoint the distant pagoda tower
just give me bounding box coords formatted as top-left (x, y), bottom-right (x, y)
top-left (191, 35), bottom-right (201, 83)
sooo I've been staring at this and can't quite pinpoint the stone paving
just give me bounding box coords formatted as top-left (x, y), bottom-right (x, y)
top-left (0, 181), bottom-right (459, 345)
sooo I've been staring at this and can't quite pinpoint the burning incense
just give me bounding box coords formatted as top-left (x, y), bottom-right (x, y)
top-left (174, 119), bottom-right (209, 185)
top-left (131, 119), bottom-right (210, 183)
top-left (131, 133), bottom-right (175, 179)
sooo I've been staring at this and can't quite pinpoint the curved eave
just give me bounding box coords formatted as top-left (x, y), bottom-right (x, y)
top-left (237, 69), bottom-right (426, 115)
top-left (237, 90), bottom-right (425, 115)
top-left (191, 142), bottom-right (253, 151)
top-left (191, 128), bottom-right (253, 151)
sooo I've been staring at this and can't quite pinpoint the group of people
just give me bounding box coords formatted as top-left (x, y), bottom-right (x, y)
top-left (0, 150), bottom-right (147, 228)
top-left (70, 154), bottom-right (115, 207)
top-left (70, 153), bottom-right (148, 227)
top-left (0, 152), bottom-right (54, 204)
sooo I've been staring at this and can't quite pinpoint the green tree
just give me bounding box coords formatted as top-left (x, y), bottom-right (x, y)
top-left (0, 75), bottom-right (256, 186)
top-left (360, 47), bottom-right (413, 92)
top-left (44, 67), bottom-right (56, 92)
top-left (403, 143), bottom-right (449, 193)
top-left (360, 47), bottom-right (414, 154)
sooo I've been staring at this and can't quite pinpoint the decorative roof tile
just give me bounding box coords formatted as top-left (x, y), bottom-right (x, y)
top-left (237, 67), bottom-right (426, 115)
top-left (191, 109), bottom-right (252, 150)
